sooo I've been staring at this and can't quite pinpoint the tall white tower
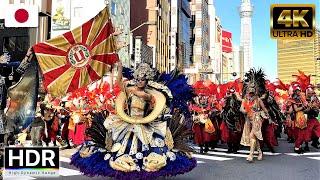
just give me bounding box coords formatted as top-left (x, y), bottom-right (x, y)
top-left (239, 0), bottom-right (253, 73)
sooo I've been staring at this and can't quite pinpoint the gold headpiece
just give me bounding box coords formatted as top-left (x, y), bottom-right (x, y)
top-left (133, 63), bottom-right (155, 81)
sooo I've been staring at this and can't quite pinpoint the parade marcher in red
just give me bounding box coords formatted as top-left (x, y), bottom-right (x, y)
top-left (284, 99), bottom-right (295, 143)
top-left (191, 95), bottom-right (217, 153)
top-left (305, 85), bottom-right (320, 150)
top-left (292, 85), bottom-right (309, 154)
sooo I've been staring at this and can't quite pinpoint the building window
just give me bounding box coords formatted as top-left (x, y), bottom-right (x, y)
top-left (195, 28), bottom-right (201, 37)
top-left (195, 45), bottom-right (201, 55)
top-left (111, 2), bottom-right (117, 15)
top-left (195, 11), bottom-right (202, 19)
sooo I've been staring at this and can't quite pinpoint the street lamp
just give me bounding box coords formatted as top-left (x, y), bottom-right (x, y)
top-left (129, 21), bottom-right (156, 68)
top-left (130, 21), bottom-right (156, 33)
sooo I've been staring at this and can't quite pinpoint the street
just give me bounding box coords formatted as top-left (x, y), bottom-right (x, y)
top-left (4, 136), bottom-right (320, 180)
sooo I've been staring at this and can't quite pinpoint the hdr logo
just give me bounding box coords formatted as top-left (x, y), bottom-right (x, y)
top-left (270, 4), bottom-right (315, 39)
top-left (4, 147), bottom-right (59, 177)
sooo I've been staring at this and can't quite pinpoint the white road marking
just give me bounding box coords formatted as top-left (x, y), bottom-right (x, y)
top-left (59, 167), bottom-right (82, 176)
top-left (307, 157), bottom-right (320, 161)
top-left (193, 146), bottom-right (281, 156)
top-left (192, 154), bottom-right (233, 161)
top-left (3, 176), bottom-right (36, 180)
top-left (286, 152), bottom-right (320, 156)
top-left (236, 149), bottom-right (281, 156)
top-left (60, 156), bottom-right (71, 163)
top-left (205, 150), bottom-right (252, 158)
top-left (197, 160), bottom-right (205, 164)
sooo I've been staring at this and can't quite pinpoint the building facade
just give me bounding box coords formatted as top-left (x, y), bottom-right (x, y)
top-left (239, 0), bottom-right (253, 73)
top-left (107, 0), bottom-right (131, 67)
top-left (277, 30), bottom-right (320, 84)
top-left (186, 0), bottom-right (210, 82)
top-left (232, 45), bottom-right (241, 79)
top-left (133, 36), bottom-right (153, 68)
top-left (170, 0), bottom-right (192, 71)
top-left (213, 16), bottom-right (222, 83)
top-left (131, 0), bottom-right (171, 73)
top-left (208, 1), bottom-right (218, 83)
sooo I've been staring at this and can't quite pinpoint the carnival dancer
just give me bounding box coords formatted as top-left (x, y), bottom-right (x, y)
top-left (261, 92), bottom-right (283, 153)
top-left (221, 88), bottom-right (244, 153)
top-left (58, 107), bottom-right (71, 149)
top-left (291, 85), bottom-right (309, 154)
top-left (284, 99), bottom-right (295, 143)
top-left (191, 81), bottom-right (218, 153)
top-left (70, 62), bottom-right (196, 179)
top-left (240, 69), bottom-right (271, 162)
top-left (305, 85), bottom-right (320, 150)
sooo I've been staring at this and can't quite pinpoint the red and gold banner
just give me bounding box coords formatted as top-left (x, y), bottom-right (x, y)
top-left (33, 7), bottom-right (118, 97)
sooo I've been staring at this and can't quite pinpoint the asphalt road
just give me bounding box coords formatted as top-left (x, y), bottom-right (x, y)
top-left (3, 136), bottom-right (320, 180)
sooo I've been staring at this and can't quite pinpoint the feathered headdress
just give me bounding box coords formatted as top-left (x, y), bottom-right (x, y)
top-left (133, 63), bottom-right (156, 81)
top-left (242, 68), bottom-right (267, 98)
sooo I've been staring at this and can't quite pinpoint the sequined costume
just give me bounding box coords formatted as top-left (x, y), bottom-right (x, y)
top-left (70, 63), bottom-right (196, 179)
top-left (239, 69), bottom-right (271, 162)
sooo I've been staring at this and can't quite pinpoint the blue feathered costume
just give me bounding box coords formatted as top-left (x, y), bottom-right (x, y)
top-left (70, 65), bottom-right (196, 180)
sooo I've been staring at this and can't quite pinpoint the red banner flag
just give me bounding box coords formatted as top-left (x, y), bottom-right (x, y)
top-left (222, 30), bottom-right (232, 53)
top-left (33, 7), bottom-right (118, 97)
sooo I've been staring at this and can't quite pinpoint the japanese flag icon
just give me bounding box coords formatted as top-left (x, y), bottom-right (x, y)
top-left (5, 4), bottom-right (38, 27)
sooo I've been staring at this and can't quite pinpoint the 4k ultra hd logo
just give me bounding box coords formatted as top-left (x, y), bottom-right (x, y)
top-left (271, 4), bottom-right (315, 39)
top-left (4, 147), bottom-right (59, 177)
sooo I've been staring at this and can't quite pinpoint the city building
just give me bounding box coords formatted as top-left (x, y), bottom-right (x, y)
top-left (185, 0), bottom-right (210, 83)
top-left (208, 1), bottom-right (219, 83)
top-left (232, 45), bottom-right (241, 79)
top-left (170, 0), bottom-right (192, 71)
top-left (221, 29), bottom-right (237, 83)
top-left (130, 0), bottom-right (171, 73)
top-left (107, 0), bottom-right (130, 66)
top-left (239, 0), bottom-right (253, 73)
top-left (213, 16), bottom-right (223, 83)
top-left (133, 36), bottom-right (153, 68)
top-left (277, 29), bottom-right (320, 85)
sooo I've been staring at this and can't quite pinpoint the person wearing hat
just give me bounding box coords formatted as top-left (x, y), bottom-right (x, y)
top-left (191, 94), bottom-right (217, 154)
top-left (305, 85), bottom-right (320, 150)
top-left (283, 99), bottom-right (295, 143)
top-left (292, 85), bottom-right (309, 154)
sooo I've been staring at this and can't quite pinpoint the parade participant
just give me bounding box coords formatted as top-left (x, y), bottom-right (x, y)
top-left (305, 85), bottom-right (320, 149)
top-left (59, 108), bottom-right (71, 149)
top-left (292, 85), bottom-right (309, 154)
top-left (29, 110), bottom-right (45, 146)
top-left (191, 81), bottom-right (218, 153)
top-left (240, 69), bottom-right (271, 162)
top-left (42, 105), bottom-right (55, 146)
top-left (261, 92), bottom-right (283, 153)
top-left (221, 88), bottom-right (244, 153)
top-left (70, 62), bottom-right (196, 179)
top-left (68, 112), bottom-right (87, 146)
top-left (284, 99), bottom-right (295, 143)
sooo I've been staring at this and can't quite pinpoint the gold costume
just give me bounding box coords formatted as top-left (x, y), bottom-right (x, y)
top-left (240, 99), bottom-right (266, 146)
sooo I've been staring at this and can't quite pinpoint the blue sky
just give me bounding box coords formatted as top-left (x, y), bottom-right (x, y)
top-left (215, 0), bottom-right (320, 81)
